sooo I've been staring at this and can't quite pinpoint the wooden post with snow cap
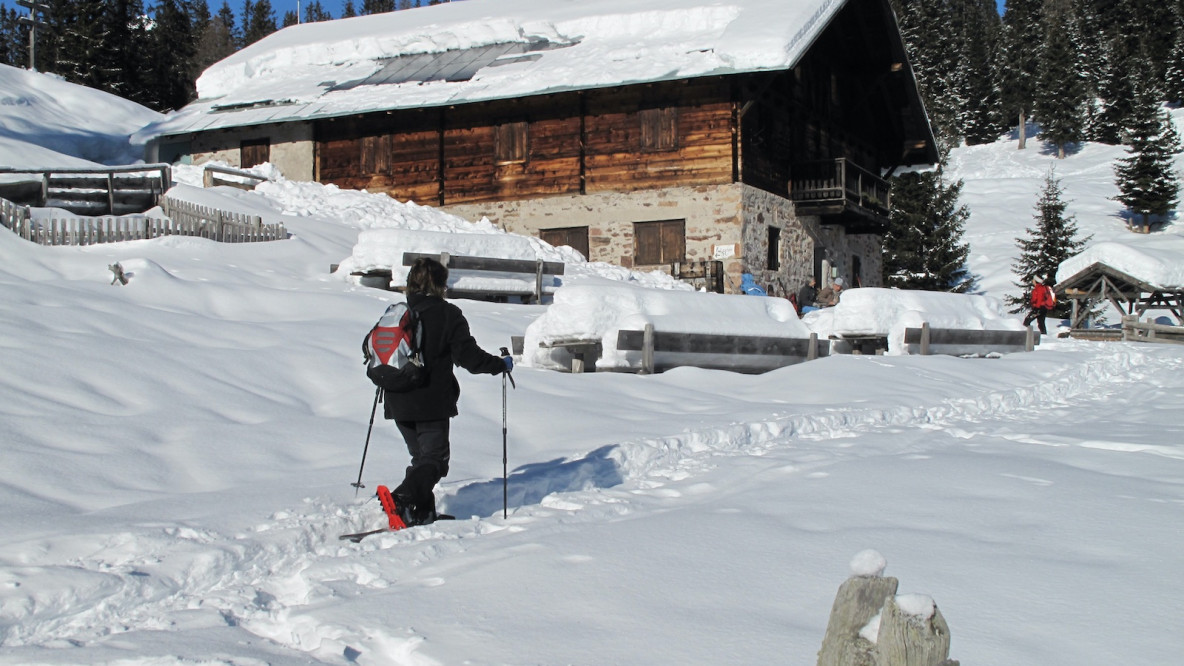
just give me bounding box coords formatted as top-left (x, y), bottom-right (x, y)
top-left (873, 595), bottom-right (955, 666)
top-left (817, 550), bottom-right (958, 666)
top-left (919, 322), bottom-right (931, 355)
top-left (818, 550), bottom-right (898, 666)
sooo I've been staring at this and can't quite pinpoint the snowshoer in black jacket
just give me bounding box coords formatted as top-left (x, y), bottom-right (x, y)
top-left (385, 257), bottom-right (511, 526)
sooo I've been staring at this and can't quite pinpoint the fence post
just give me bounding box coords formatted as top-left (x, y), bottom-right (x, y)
top-left (535, 259), bottom-right (545, 303)
top-left (920, 321), bottom-right (931, 355)
top-left (642, 323), bottom-right (655, 375)
top-left (808, 332), bottom-right (819, 361)
top-left (1025, 326), bottom-right (1035, 352)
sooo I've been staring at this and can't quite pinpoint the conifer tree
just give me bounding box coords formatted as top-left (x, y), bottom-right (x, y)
top-left (1035, 0), bottom-right (1086, 158)
top-left (890, 0), bottom-right (965, 151)
top-left (92, 0), bottom-right (151, 106)
top-left (959, 0), bottom-right (1007, 145)
top-left (883, 167), bottom-right (976, 292)
top-left (1165, 3), bottom-right (1184, 106)
top-left (342, 1), bottom-right (357, 18)
top-left (1000, 0), bottom-right (1044, 148)
top-left (0, 7), bottom-right (21, 68)
top-left (1090, 38), bottom-right (1134, 145)
top-left (196, 1), bottom-right (239, 71)
top-left (1114, 77), bottom-right (1183, 232)
top-left (242, 0), bottom-right (276, 46)
top-left (362, 0), bottom-right (395, 14)
top-left (146, 0), bottom-right (198, 111)
top-left (1008, 167), bottom-right (1090, 314)
top-left (304, 1), bottom-right (334, 22)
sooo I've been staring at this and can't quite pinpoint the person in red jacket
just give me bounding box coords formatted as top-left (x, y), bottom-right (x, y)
top-left (1023, 276), bottom-right (1057, 334)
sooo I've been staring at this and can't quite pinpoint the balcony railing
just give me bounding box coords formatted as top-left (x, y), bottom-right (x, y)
top-left (788, 158), bottom-right (891, 219)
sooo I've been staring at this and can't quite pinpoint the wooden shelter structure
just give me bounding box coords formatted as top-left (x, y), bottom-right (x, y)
top-left (1055, 261), bottom-right (1184, 327)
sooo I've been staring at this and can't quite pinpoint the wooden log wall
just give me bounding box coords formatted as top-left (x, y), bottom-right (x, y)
top-left (314, 78), bottom-right (737, 206)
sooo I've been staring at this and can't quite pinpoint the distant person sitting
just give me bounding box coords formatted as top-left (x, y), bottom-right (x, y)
top-left (740, 273), bottom-right (768, 296)
top-left (816, 277), bottom-right (844, 307)
top-left (798, 278), bottom-right (818, 314)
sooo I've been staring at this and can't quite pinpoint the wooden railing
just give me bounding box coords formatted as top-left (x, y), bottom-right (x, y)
top-left (1122, 315), bottom-right (1184, 344)
top-left (201, 164), bottom-right (271, 190)
top-left (0, 164), bottom-right (172, 215)
top-left (788, 158), bottom-right (891, 217)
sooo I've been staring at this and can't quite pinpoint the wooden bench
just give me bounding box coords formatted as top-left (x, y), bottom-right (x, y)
top-left (616, 324), bottom-right (828, 374)
top-left (348, 251), bottom-right (565, 303)
top-left (903, 323), bottom-right (1040, 356)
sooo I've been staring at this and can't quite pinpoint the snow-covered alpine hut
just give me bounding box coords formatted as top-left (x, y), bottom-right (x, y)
top-left (141, 0), bottom-right (937, 294)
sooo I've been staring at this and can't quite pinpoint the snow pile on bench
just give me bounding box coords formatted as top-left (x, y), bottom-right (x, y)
top-left (805, 287), bottom-right (1023, 355)
top-left (335, 227), bottom-right (580, 293)
top-left (523, 279), bottom-right (810, 371)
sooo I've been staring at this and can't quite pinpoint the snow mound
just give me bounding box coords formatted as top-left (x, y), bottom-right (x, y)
top-left (523, 279), bottom-right (808, 370)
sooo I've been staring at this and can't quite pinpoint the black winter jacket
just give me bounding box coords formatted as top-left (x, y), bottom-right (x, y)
top-left (383, 293), bottom-right (506, 422)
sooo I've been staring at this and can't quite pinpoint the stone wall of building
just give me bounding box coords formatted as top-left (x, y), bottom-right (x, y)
top-left (443, 183), bottom-right (886, 295)
top-left (740, 186), bottom-right (822, 298)
top-left (442, 184), bottom-right (749, 287)
top-left (190, 123), bottom-right (315, 181)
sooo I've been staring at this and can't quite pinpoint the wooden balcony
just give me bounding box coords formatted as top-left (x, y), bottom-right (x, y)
top-left (788, 158), bottom-right (891, 230)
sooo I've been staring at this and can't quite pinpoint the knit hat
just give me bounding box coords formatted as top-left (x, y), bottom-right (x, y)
top-left (834, 277), bottom-right (845, 287)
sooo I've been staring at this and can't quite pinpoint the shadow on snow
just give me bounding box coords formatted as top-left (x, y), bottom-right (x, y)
top-left (442, 445), bottom-right (625, 519)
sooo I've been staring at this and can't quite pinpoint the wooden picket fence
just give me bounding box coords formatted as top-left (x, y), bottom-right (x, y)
top-left (0, 195), bottom-right (285, 246)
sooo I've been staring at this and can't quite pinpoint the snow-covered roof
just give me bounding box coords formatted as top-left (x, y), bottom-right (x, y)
top-left (1058, 240), bottom-right (1184, 291)
top-left (146, 0), bottom-right (852, 138)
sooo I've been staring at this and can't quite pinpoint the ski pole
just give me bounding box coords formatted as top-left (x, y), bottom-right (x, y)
top-left (500, 347), bottom-right (515, 518)
top-left (351, 387), bottom-right (381, 497)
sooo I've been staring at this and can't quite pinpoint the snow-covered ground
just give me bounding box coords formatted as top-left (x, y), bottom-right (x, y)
top-left (2, 63), bottom-right (1184, 664)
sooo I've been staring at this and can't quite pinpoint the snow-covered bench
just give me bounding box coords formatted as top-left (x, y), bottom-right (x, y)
top-left (615, 324), bottom-right (827, 374)
top-left (903, 322), bottom-right (1040, 356)
top-left (352, 251), bottom-right (565, 303)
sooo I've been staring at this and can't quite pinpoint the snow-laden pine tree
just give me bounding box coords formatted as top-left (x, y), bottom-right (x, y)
top-left (1113, 77), bottom-right (1183, 233)
top-left (1000, 0), bottom-right (1045, 148)
top-left (891, 0), bottom-right (966, 151)
top-left (1165, 3), bottom-right (1184, 106)
top-left (1035, 0), bottom-right (1086, 158)
top-left (959, 0), bottom-right (1008, 145)
top-left (883, 167), bottom-right (975, 292)
top-left (1007, 168), bottom-right (1090, 314)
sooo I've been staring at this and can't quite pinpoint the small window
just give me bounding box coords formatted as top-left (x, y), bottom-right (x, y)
top-left (767, 226), bottom-right (781, 271)
top-left (240, 137), bottom-right (270, 168)
top-left (639, 107), bottom-right (679, 152)
top-left (361, 134), bottom-right (392, 174)
top-left (540, 226), bottom-right (590, 260)
top-left (633, 219), bottom-right (685, 265)
top-left (495, 120), bottom-right (529, 164)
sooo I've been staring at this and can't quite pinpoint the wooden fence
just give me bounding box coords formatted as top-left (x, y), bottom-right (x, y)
top-left (1122, 315), bottom-right (1184, 345)
top-left (0, 195), bottom-right (285, 246)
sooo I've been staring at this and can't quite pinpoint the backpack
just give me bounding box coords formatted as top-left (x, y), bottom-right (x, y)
top-left (362, 302), bottom-right (428, 393)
